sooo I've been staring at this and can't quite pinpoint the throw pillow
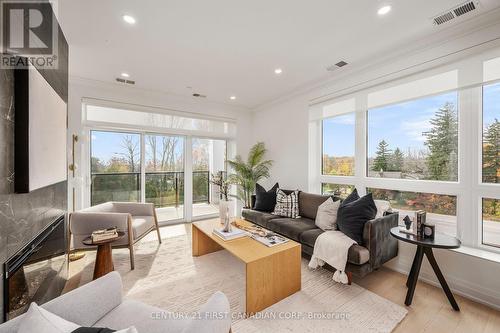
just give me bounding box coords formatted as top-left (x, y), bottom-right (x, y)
top-left (18, 302), bottom-right (80, 333)
top-left (337, 193), bottom-right (377, 244)
top-left (272, 189), bottom-right (300, 218)
top-left (315, 197), bottom-right (341, 231)
top-left (374, 199), bottom-right (392, 219)
top-left (343, 188), bottom-right (360, 205)
top-left (254, 183), bottom-right (279, 212)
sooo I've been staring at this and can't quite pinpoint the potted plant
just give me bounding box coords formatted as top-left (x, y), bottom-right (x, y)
top-left (227, 142), bottom-right (273, 209)
top-left (210, 171), bottom-right (233, 230)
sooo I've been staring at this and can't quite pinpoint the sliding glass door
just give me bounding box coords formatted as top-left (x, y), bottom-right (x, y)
top-left (145, 134), bottom-right (185, 221)
top-left (90, 131), bottom-right (141, 205)
top-left (90, 130), bottom-right (226, 223)
top-left (192, 138), bottom-right (227, 218)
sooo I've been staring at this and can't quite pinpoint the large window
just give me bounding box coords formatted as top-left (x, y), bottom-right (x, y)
top-left (322, 113), bottom-right (355, 176)
top-left (482, 82), bottom-right (500, 183)
top-left (482, 198), bottom-right (500, 248)
top-left (91, 131), bottom-right (141, 205)
top-left (321, 183), bottom-right (354, 199)
top-left (369, 188), bottom-right (457, 236)
top-left (367, 92), bottom-right (458, 181)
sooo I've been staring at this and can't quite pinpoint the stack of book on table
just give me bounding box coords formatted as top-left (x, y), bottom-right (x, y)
top-left (91, 227), bottom-right (118, 242)
top-left (213, 227), bottom-right (247, 241)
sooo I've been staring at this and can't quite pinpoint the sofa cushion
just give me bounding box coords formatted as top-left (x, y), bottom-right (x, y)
top-left (254, 183), bottom-right (279, 212)
top-left (337, 193), bottom-right (376, 244)
top-left (299, 229), bottom-right (370, 265)
top-left (267, 217), bottom-right (317, 241)
top-left (94, 300), bottom-right (188, 333)
top-left (241, 209), bottom-right (280, 228)
top-left (299, 192), bottom-right (333, 220)
top-left (132, 216), bottom-right (154, 239)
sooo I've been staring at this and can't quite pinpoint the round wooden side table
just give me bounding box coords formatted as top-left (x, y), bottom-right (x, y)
top-left (390, 227), bottom-right (461, 311)
top-left (82, 231), bottom-right (125, 280)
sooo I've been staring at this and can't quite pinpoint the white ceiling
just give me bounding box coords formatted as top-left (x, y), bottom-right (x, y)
top-left (58, 0), bottom-right (500, 109)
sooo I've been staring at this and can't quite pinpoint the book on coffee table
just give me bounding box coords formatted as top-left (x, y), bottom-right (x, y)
top-left (213, 227), bottom-right (247, 240)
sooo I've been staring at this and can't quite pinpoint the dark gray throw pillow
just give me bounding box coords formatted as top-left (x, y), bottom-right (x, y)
top-left (337, 192), bottom-right (376, 244)
top-left (254, 183), bottom-right (279, 212)
top-left (342, 188), bottom-right (360, 205)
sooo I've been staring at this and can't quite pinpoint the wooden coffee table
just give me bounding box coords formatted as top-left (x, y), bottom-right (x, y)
top-left (192, 219), bottom-right (301, 315)
top-left (82, 232), bottom-right (125, 280)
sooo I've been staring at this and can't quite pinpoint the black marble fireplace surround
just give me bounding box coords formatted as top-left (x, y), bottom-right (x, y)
top-left (0, 2), bottom-right (69, 322)
top-left (3, 214), bottom-right (67, 321)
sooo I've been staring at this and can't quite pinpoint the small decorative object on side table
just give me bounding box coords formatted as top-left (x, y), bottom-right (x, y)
top-left (390, 227), bottom-right (461, 311)
top-left (82, 231), bottom-right (125, 280)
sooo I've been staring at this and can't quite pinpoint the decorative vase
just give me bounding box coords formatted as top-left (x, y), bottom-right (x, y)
top-left (219, 199), bottom-right (235, 232)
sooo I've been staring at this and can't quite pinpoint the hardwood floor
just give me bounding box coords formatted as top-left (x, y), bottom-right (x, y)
top-left (353, 267), bottom-right (500, 333)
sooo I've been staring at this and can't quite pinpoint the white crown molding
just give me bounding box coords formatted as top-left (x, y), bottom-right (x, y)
top-left (251, 7), bottom-right (500, 112)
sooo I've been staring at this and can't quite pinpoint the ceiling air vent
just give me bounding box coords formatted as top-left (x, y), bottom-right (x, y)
top-left (326, 60), bottom-right (348, 72)
top-left (192, 93), bottom-right (207, 98)
top-left (115, 78), bottom-right (135, 85)
top-left (432, 1), bottom-right (479, 26)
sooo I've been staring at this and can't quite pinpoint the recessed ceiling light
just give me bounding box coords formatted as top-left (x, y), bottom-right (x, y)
top-left (230, 96), bottom-right (236, 100)
top-left (377, 5), bottom-right (391, 16)
top-left (122, 15), bottom-right (136, 24)
top-left (274, 68), bottom-right (283, 75)
top-left (120, 72), bottom-right (130, 78)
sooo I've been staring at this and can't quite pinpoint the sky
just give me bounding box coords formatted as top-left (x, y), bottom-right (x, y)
top-left (322, 83), bottom-right (500, 158)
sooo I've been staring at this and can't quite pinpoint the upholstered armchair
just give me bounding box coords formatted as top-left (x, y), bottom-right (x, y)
top-left (68, 202), bottom-right (162, 269)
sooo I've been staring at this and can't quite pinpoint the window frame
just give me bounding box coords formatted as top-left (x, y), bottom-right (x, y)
top-left (321, 112), bottom-right (356, 177)
top-left (310, 58), bottom-right (500, 255)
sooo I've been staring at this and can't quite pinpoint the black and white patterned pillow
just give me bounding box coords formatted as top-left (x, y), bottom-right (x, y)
top-left (272, 189), bottom-right (300, 218)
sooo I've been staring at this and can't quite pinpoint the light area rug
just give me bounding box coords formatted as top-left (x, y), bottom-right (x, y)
top-left (73, 224), bottom-right (407, 333)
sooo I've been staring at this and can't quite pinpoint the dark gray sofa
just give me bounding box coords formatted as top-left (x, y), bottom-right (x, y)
top-left (241, 191), bottom-right (399, 278)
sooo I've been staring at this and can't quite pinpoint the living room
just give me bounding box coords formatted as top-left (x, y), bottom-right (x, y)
top-left (1, 0), bottom-right (500, 332)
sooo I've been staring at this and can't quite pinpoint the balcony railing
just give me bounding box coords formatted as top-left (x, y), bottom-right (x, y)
top-left (91, 171), bottom-right (210, 208)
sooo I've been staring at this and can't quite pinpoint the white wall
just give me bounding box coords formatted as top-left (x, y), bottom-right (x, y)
top-left (67, 77), bottom-right (253, 212)
top-left (252, 96), bottom-right (309, 190)
top-left (250, 17), bottom-right (500, 309)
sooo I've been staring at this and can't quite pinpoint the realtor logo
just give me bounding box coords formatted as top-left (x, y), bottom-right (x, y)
top-left (1, 0), bottom-right (58, 69)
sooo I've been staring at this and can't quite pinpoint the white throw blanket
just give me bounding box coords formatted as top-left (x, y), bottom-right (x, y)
top-left (308, 231), bottom-right (357, 284)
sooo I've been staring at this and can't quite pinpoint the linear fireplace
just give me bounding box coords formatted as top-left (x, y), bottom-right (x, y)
top-left (3, 214), bottom-right (67, 321)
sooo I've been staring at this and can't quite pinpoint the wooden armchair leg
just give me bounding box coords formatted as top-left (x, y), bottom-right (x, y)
top-left (347, 271), bottom-right (353, 285)
top-left (153, 210), bottom-right (162, 244)
top-left (129, 244), bottom-right (135, 270)
top-left (127, 215), bottom-right (135, 270)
